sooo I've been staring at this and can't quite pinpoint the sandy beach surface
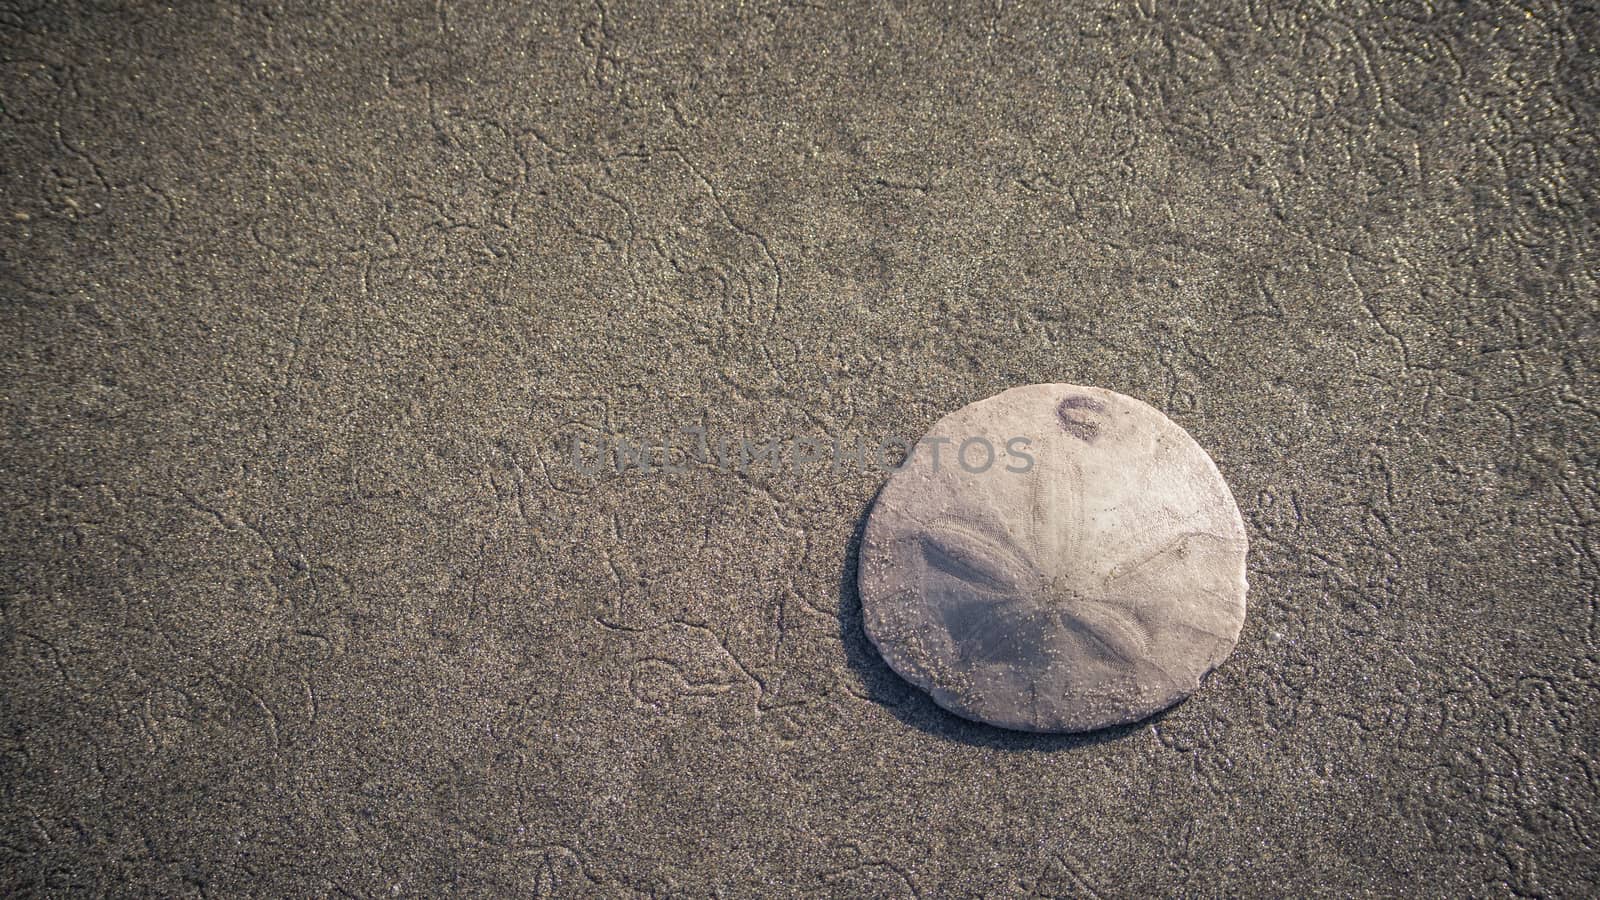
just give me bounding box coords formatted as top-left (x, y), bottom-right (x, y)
top-left (2, 2), bottom-right (1596, 895)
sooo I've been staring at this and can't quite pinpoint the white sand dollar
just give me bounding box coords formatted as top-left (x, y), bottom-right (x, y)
top-left (859, 384), bottom-right (1249, 733)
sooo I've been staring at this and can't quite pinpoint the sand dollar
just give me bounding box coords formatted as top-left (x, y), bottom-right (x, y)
top-left (859, 384), bottom-right (1249, 733)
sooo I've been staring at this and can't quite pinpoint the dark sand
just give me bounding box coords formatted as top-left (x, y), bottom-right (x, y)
top-left (2, 2), bottom-right (1596, 895)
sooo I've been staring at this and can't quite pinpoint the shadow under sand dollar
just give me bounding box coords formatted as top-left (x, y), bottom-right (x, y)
top-left (837, 490), bottom-right (1177, 751)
